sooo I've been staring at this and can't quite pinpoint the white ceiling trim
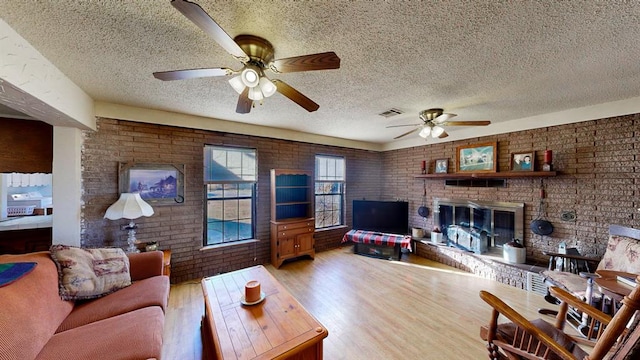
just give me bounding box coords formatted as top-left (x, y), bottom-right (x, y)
top-left (95, 102), bottom-right (383, 151)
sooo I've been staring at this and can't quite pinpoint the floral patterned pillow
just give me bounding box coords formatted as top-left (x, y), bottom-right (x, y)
top-left (597, 234), bottom-right (640, 273)
top-left (49, 245), bottom-right (131, 300)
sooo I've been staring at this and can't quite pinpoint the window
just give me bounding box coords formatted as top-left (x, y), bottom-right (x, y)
top-left (315, 155), bottom-right (345, 228)
top-left (204, 146), bottom-right (256, 245)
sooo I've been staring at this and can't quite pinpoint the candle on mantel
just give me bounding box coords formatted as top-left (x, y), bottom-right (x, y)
top-left (421, 160), bottom-right (426, 173)
top-left (544, 150), bottom-right (552, 164)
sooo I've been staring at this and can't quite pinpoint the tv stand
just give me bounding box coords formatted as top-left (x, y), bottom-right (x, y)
top-left (342, 229), bottom-right (412, 261)
top-left (354, 242), bottom-right (402, 260)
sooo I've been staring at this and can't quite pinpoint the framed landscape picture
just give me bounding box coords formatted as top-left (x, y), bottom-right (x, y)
top-left (119, 163), bottom-right (185, 205)
top-left (510, 152), bottom-right (534, 172)
top-left (456, 142), bottom-right (497, 173)
top-left (435, 159), bottom-right (448, 174)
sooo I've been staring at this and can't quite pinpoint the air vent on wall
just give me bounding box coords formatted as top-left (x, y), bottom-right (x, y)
top-left (378, 108), bottom-right (403, 118)
top-left (527, 272), bottom-right (548, 296)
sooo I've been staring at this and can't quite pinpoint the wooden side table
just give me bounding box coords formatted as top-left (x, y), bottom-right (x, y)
top-left (162, 249), bottom-right (171, 278)
top-left (595, 270), bottom-right (637, 314)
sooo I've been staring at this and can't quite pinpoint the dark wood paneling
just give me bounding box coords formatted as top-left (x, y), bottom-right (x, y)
top-left (0, 118), bottom-right (53, 173)
top-left (0, 228), bottom-right (52, 254)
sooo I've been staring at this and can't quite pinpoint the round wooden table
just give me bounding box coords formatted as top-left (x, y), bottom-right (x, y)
top-left (595, 270), bottom-right (638, 314)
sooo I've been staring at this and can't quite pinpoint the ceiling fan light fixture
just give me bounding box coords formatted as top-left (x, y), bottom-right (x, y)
top-left (241, 67), bottom-right (260, 88)
top-left (259, 77), bottom-right (277, 97)
top-left (228, 75), bottom-right (245, 94)
top-left (431, 125), bottom-right (445, 138)
top-left (248, 86), bottom-right (264, 101)
top-left (418, 126), bottom-right (431, 139)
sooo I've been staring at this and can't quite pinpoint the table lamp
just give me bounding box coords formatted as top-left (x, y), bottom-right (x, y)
top-left (104, 192), bottom-right (154, 253)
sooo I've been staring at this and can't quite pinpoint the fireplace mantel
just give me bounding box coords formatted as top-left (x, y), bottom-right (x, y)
top-left (415, 171), bottom-right (557, 179)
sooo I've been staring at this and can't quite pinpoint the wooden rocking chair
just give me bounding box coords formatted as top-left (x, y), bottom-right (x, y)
top-left (479, 279), bottom-right (640, 360)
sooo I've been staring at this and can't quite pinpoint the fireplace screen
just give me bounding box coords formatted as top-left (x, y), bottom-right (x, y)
top-left (434, 198), bottom-right (524, 254)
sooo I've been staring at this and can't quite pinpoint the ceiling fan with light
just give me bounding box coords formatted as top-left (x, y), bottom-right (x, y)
top-left (387, 108), bottom-right (491, 140)
top-left (153, 0), bottom-right (341, 114)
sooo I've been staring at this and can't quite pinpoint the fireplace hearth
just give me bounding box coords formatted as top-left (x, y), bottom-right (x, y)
top-left (433, 198), bottom-right (524, 255)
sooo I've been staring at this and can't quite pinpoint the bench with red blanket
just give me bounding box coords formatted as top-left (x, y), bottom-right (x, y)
top-left (341, 229), bottom-right (411, 260)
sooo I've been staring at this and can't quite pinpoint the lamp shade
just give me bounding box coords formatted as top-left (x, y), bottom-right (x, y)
top-left (259, 77), bottom-right (277, 97)
top-left (418, 126), bottom-right (431, 139)
top-left (104, 193), bottom-right (154, 220)
top-left (228, 75), bottom-right (246, 94)
top-left (248, 86), bottom-right (264, 101)
top-left (431, 125), bottom-right (445, 138)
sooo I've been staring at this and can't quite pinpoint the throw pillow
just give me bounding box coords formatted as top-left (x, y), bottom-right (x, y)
top-left (50, 245), bottom-right (131, 300)
top-left (598, 234), bottom-right (640, 273)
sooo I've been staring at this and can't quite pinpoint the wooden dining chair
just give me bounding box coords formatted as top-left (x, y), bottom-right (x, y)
top-left (479, 278), bottom-right (640, 360)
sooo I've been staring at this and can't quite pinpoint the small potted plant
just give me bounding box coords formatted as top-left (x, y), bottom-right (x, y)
top-left (431, 226), bottom-right (442, 244)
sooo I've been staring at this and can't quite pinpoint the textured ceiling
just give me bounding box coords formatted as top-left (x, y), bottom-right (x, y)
top-left (1, 1), bottom-right (639, 146)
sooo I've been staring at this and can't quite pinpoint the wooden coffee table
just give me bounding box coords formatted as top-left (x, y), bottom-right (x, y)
top-left (201, 265), bottom-right (328, 360)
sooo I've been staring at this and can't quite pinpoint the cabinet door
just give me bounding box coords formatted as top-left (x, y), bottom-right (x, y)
top-left (296, 233), bottom-right (314, 255)
top-left (279, 237), bottom-right (296, 259)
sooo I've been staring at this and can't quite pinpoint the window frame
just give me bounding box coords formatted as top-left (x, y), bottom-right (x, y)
top-left (203, 145), bottom-right (257, 246)
top-left (314, 155), bottom-right (346, 229)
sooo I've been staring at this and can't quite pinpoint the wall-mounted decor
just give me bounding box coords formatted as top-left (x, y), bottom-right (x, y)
top-left (435, 159), bottom-right (448, 174)
top-left (456, 142), bottom-right (497, 173)
top-left (510, 152), bottom-right (534, 172)
top-left (119, 163), bottom-right (185, 205)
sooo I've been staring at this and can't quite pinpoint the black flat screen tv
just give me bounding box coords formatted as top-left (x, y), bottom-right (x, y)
top-left (352, 200), bottom-right (409, 235)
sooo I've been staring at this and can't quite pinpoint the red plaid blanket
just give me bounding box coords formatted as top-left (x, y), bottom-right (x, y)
top-left (342, 229), bottom-right (412, 251)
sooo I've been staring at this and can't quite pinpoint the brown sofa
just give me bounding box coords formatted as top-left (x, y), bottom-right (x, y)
top-left (0, 250), bottom-right (170, 360)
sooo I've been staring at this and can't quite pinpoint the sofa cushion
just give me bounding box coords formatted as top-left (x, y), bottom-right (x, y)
top-left (57, 275), bottom-right (170, 332)
top-left (36, 306), bottom-right (164, 360)
top-left (50, 245), bottom-right (131, 300)
top-left (0, 252), bottom-right (74, 360)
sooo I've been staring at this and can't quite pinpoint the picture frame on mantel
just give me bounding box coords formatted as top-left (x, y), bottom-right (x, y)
top-left (510, 152), bottom-right (534, 172)
top-left (456, 142), bottom-right (497, 173)
top-left (435, 159), bottom-right (448, 174)
top-left (119, 162), bottom-right (185, 205)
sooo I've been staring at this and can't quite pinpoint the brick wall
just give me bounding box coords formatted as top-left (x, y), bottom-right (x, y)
top-left (82, 118), bottom-right (382, 282)
top-left (383, 114), bottom-right (640, 266)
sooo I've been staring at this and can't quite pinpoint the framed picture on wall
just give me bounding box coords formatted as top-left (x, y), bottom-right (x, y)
top-left (456, 142), bottom-right (497, 173)
top-left (435, 159), bottom-right (448, 174)
top-left (510, 152), bottom-right (534, 172)
top-left (119, 163), bottom-right (185, 205)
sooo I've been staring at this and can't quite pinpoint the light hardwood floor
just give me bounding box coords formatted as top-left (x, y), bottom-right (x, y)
top-left (162, 246), bottom-right (556, 359)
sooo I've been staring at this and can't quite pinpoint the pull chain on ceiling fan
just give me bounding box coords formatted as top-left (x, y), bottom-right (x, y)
top-left (387, 108), bottom-right (491, 140)
top-left (153, 0), bottom-right (341, 114)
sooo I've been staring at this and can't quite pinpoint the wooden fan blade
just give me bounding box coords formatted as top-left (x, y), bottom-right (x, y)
top-left (441, 120), bottom-right (491, 126)
top-left (272, 79), bottom-right (319, 112)
top-left (153, 68), bottom-right (233, 81)
top-left (171, 0), bottom-right (249, 62)
top-left (437, 131), bottom-right (449, 138)
top-left (236, 87), bottom-right (252, 114)
top-left (270, 52), bottom-right (340, 73)
top-left (394, 127), bottom-right (419, 140)
top-left (386, 123), bottom-right (421, 128)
